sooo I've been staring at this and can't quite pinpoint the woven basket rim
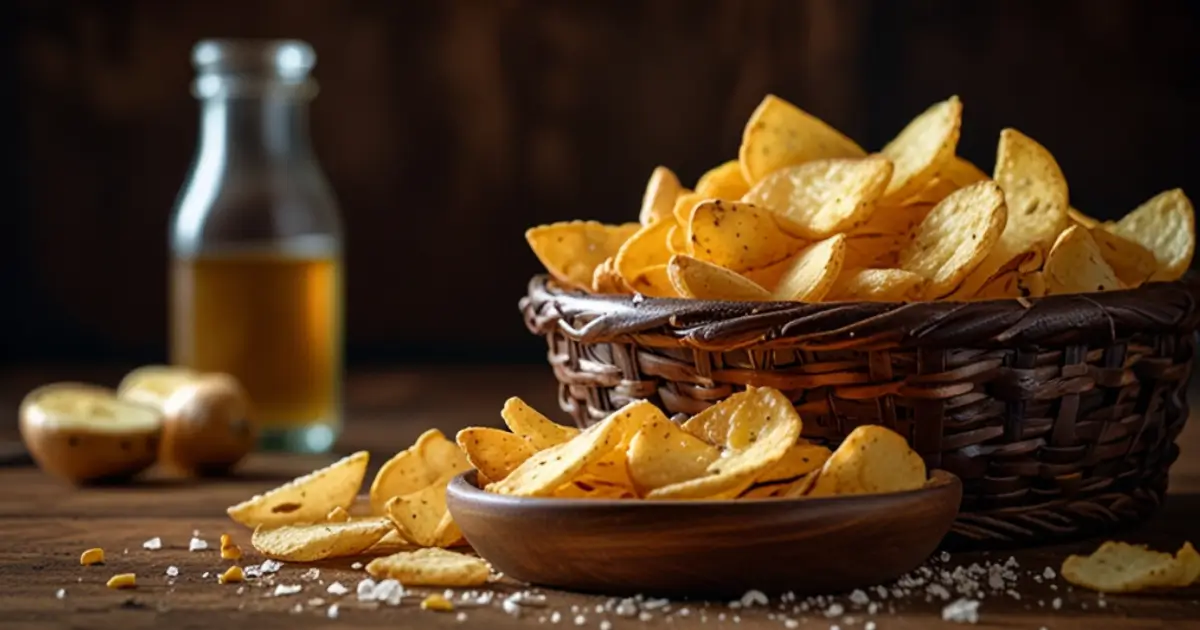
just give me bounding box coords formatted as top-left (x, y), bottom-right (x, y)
top-left (521, 274), bottom-right (1200, 351)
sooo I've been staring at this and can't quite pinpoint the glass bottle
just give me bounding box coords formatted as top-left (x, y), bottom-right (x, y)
top-left (170, 39), bottom-right (343, 453)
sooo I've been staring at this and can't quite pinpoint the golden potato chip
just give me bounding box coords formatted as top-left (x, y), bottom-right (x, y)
top-left (648, 388), bottom-right (802, 500)
top-left (1043, 225), bottom-right (1122, 295)
top-left (826, 268), bottom-right (927, 302)
top-left (553, 475), bottom-right (637, 499)
top-left (628, 264), bottom-right (678, 298)
top-left (367, 548), bottom-right (490, 587)
top-left (741, 255), bottom-right (799, 292)
top-left (942, 156), bottom-right (989, 188)
top-left (1090, 227), bottom-right (1157, 287)
top-left (755, 441), bottom-right (832, 485)
top-left (737, 94), bottom-right (865, 185)
top-left (615, 219), bottom-right (674, 285)
top-left (326, 506), bottom-right (351, 523)
top-left (1109, 188), bottom-right (1195, 281)
top-left (949, 128), bottom-right (1069, 298)
top-left (779, 470), bottom-right (821, 498)
top-left (667, 255), bottom-right (772, 301)
top-left (695, 160), bottom-right (750, 200)
top-left (591, 257), bottom-right (628, 295)
top-left (851, 203), bottom-right (932, 237)
top-left (680, 390), bottom-right (755, 446)
top-left (879, 96), bottom-right (962, 203)
top-left (366, 529), bottom-right (416, 555)
top-left (688, 199), bottom-right (805, 272)
top-left (526, 221), bottom-right (640, 290)
top-left (227, 451), bottom-right (368, 528)
top-left (842, 233), bottom-right (907, 270)
top-left (810, 425), bottom-right (926, 496)
top-left (639, 166), bottom-right (684, 225)
top-left (456, 427), bottom-right (534, 483)
top-left (742, 157), bottom-right (892, 239)
top-left (906, 176), bottom-right (959, 207)
top-left (771, 234), bottom-right (847, 302)
top-left (627, 415), bottom-right (721, 494)
top-left (1061, 541), bottom-right (1200, 593)
top-left (899, 181), bottom-right (1007, 298)
top-left (578, 416), bottom-right (642, 490)
top-left (672, 191), bottom-right (707, 226)
top-left (370, 430), bottom-right (471, 514)
top-left (383, 475), bottom-right (457, 548)
top-left (1068, 206), bottom-right (1101, 229)
top-left (667, 224), bottom-right (687, 254)
top-left (500, 397), bottom-right (579, 451)
top-left (487, 401), bottom-right (647, 497)
top-left (250, 517), bottom-right (394, 561)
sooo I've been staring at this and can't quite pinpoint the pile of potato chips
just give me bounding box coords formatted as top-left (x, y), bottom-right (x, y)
top-left (526, 94), bottom-right (1195, 302)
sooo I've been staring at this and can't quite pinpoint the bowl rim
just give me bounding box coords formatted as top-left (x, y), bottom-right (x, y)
top-left (447, 468), bottom-right (961, 511)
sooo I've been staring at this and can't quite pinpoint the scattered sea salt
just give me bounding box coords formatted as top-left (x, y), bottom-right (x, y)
top-left (638, 611), bottom-right (653, 622)
top-left (188, 537), bottom-right (208, 552)
top-left (502, 599), bottom-right (521, 617)
top-left (550, 611), bottom-right (562, 624)
top-left (308, 598), bottom-right (325, 607)
top-left (142, 537), bottom-right (162, 550)
top-left (165, 566), bottom-right (179, 578)
top-left (615, 599), bottom-right (637, 617)
top-left (825, 603), bottom-right (845, 617)
top-left (865, 622), bottom-right (876, 630)
top-left (356, 578), bottom-right (376, 600)
top-left (371, 579), bottom-right (403, 605)
top-left (600, 621), bottom-right (613, 630)
top-left (740, 590), bottom-right (769, 607)
top-left (260, 559), bottom-right (283, 573)
top-left (350, 561), bottom-right (363, 570)
top-left (1043, 567), bottom-right (1056, 580)
top-left (456, 611), bottom-right (468, 622)
top-left (574, 614), bottom-right (587, 626)
top-left (273, 584), bottom-right (302, 597)
top-left (942, 598), bottom-right (980, 624)
top-left (849, 589), bottom-right (869, 606)
top-left (327, 582), bottom-right (348, 595)
top-left (327, 604), bottom-right (339, 619)
top-left (301, 568), bottom-right (320, 581)
top-left (55, 588), bottom-right (66, 599)
top-left (290, 603), bottom-right (303, 614)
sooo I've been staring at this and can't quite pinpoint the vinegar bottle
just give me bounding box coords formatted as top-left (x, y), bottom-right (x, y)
top-left (170, 40), bottom-right (343, 453)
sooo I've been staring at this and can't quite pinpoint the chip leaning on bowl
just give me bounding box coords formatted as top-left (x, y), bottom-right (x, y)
top-left (519, 93), bottom-right (1200, 547)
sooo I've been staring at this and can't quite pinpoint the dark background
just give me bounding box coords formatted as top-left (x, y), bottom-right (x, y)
top-left (3, 0), bottom-right (1198, 366)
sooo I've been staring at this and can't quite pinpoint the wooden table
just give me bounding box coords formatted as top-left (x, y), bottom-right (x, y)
top-left (1, 366), bottom-right (1198, 629)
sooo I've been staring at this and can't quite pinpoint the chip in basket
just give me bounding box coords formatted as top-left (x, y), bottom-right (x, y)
top-left (1061, 541), bottom-right (1200, 593)
top-left (688, 199), bottom-right (805, 272)
top-left (1043, 225), bottom-right (1123, 294)
top-left (226, 451), bottom-right (368, 528)
top-left (1109, 188), bottom-right (1195, 282)
top-left (826, 268), bottom-right (927, 302)
top-left (250, 517), bottom-right (394, 561)
top-left (667, 255), bottom-right (772, 301)
top-left (738, 94), bottom-right (866, 185)
top-left (741, 156), bottom-right (893, 239)
top-left (898, 180), bottom-right (1007, 298)
top-left (525, 221), bottom-right (640, 291)
top-left (878, 96), bottom-right (962, 204)
top-left (639, 166), bottom-right (684, 226)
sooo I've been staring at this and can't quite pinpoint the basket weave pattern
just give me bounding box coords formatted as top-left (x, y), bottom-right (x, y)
top-left (521, 275), bottom-right (1200, 546)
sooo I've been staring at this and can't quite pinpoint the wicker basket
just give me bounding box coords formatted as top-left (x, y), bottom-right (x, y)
top-left (520, 274), bottom-right (1200, 547)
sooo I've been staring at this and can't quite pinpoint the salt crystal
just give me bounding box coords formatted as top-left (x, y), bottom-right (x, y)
top-left (1043, 567), bottom-right (1056, 580)
top-left (260, 559), bottom-right (283, 573)
top-left (865, 623), bottom-right (876, 630)
top-left (274, 584), bottom-right (302, 597)
top-left (941, 598), bottom-right (980, 624)
top-left (784, 620), bottom-right (799, 629)
top-left (849, 589), bottom-right (869, 606)
top-left (237, 586), bottom-right (245, 594)
top-left (372, 579), bottom-right (403, 605)
top-left (615, 599), bottom-right (638, 617)
top-left (457, 611), bottom-right (468, 622)
top-left (1052, 597), bottom-right (1062, 610)
top-left (308, 598), bottom-right (325, 607)
top-left (1005, 557), bottom-right (1019, 569)
top-left (503, 599), bottom-right (521, 617)
top-left (987, 573), bottom-right (1006, 590)
top-left (1098, 598), bottom-right (1107, 608)
top-left (202, 572), bottom-right (210, 579)
top-left (825, 603), bottom-right (845, 617)
top-left (1007, 590), bottom-right (1021, 600)
top-left (638, 612), bottom-right (653, 622)
top-left (290, 603), bottom-right (303, 614)
top-left (831, 625), bottom-right (841, 630)
top-left (551, 611), bottom-right (562, 623)
top-left (574, 614), bottom-right (587, 626)
top-left (643, 598), bottom-right (670, 610)
top-left (679, 607), bottom-right (691, 616)
top-left (350, 562), bottom-right (363, 570)
top-left (327, 604), bottom-right (339, 619)
top-left (188, 537), bottom-right (208, 552)
top-left (327, 582), bottom-right (348, 595)
top-left (165, 566), bottom-right (179, 577)
top-left (600, 621), bottom-right (613, 630)
top-left (142, 537), bottom-right (162, 550)
top-left (55, 588), bottom-right (66, 599)
top-left (475, 591), bottom-right (494, 605)
top-left (594, 604), bottom-right (604, 614)
top-left (301, 568), bottom-right (320, 581)
top-left (356, 578), bottom-right (377, 600)
top-left (867, 602), bottom-right (878, 615)
top-left (445, 589), bottom-right (456, 600)
top-left (741, 590), bottom-right (769, 607)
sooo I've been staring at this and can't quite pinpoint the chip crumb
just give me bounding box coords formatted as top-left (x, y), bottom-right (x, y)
top-left (79, 548), bottom-right (105, 566)
top-left (421, 594), bottom-right (455, 612)
top-left (106, 573), bottom-right (137, 590)
top-left (273, 584), bottom-right (302, 597)
top-left (327, 581), bottom-right (348, 595)
top-left (142, 537), bottom-right (162, 550)
top-left (218, 566), bottom-right (245, 584)
top-left (941, 598), bottom-right (980, 624)
top-left (55, 588), bottom-right (66, 599)
top-left (188, 537), bottom-right (209, 552)
top-left (327, 603), bottom-right (339, 619)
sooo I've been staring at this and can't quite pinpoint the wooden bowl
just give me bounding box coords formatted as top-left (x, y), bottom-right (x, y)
top-left (446, 469), bottom-right (963, 598)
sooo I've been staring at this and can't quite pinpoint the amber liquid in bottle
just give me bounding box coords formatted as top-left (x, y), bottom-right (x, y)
top-left (171, 244), bottom-right (341, 431)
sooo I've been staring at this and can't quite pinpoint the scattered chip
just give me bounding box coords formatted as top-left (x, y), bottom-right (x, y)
top-left (370, 430), bottom-right (470, 515)
top-left (456, 427), bottom-right (535, 483)
top-left (383, 475), bottom-right (460, 548)
top-left (810, 425), bottom-right (926, 497)
top-left (899, 181), bottom-right (1008, 298)
top-left (879, 96), bottom-right (962, 204)
top-left (1043, 225), bottom-right (1123, 295)
top-left (639, 166), bottom-right (684, 225)
top-left (227, 451), bottom-right (369, 528)
top-left (742, 156), bottom-right (893, 239)
top-left (366, 548), bottom-right (491, 587)
top-left (771, 234), bottom-right (847, 302)
top-left (738, 94), bottom-right (866, 185)
top-left (1061, 541), bottom-right (1200, 593)
top-left (826, 268), bottom-right (927, 302)
top-left (688, 199), bottom-right (805, 272)
top-left (250, 518), bottom-right (395, 562)
top-left (695, 160), bottom-right (750, 200)
top-left (80, 548), bottom-right (105, 566)
top-left (526, 221), bottom-right (640, 290)
top-left (627, 415), bottom-right (721, 494)
top-left (667, 255), bottom-right (773, 301)
top-left (1108, 188), bottom-right (1195, 281)
top-left (500, 397), bottom-right (580, 451)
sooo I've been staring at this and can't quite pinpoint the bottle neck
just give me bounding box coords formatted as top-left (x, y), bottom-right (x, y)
top-left (197, 95), bottom-right (313, 163)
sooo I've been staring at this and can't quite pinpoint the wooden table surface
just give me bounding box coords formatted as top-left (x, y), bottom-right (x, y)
top-left (1, 365), bottom-right (1198, 629)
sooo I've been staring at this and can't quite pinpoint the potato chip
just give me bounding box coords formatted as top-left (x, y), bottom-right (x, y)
top-left (672, 191), bottom-right (707, 226)
top-left (688, 199), bottom-right (805, 272)
top-left (1068, 206), bottom-right (1101, 229)
top-left (695, 160), bottom-right (750, 200)
top-left (326, 506), bottom-right (351, 523)
top-left (366, 529), bottom-right (416, 555)
top-left (680, 389), bottom-right (755, 446)
top-left (615, 219), bottom-right (674, 286)
top-left (526, 221), bottom-right (640, 290)
top-left (741, 157), bottom-right (892, 239)
top-left (1089, 227), bottom-right (1157, 287)
top-left (899, 181), bottom-right (1007, 298)
top-left (250, 517), bottom-right (394, 561)
top-left (383, 475), bottom-right (457, 548)
top-left (667, 255), bottom-right (772, 301)
top-left (367, 548), bottom-right (491, 587)
top-left (779, 470), bottom-right (821, 498)
top-left (826, 268), bottom-right (927, 302)
top-left (1061, 541), bottom-right (1200, 593)
top-left (628, 263), bottom-right (678, 298)
top-left (755, 441), bottom-right (832, 485)
top-left (591, 257), bottom-right (628, 295)
top-left (851, 203), bottom-right (932, 237)
top-left (648, 388), bottom-right (802, 499)
top-left (370, 430), bottom-right (471, 514)
top-left (737, 94), bottom-right (865, 185)
top-left (627, 415), bottom-right (721, 494)
top-left (667, 224), bottom-right (687, 254)
top-left (553, 475), bottom-right (637, 499)
top-left (500, 397), bottom-right (579, 451)
top-left (971, 270), bottom-right (1021, 300)
top-left (1042, 225), bottom-right (1123, 295)
top-left (456, 427), bottom-right (534, 483)
top-left (771, 234), bottom-right (847, 302)
top-left (227, 451), bottom-right (368, 528)
top-left (487, 401), bottom-right (647, 497)
top-left (579, 417), bottom-right (642, 490)
top-left (639, 166), bottom-right (684, 225)
top-left (1108, 188), bottom-right (1195, 281)
top-left (879, 96), bottom-right (962, 203)
top-left (942, 156), bottom-right (989, 188)
top-left (809, 425), bottom-right (926, 496)
top-left (842, 233), bottom-right (907, 270)
top-left (948, 128), bottom-right (1069, 298)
